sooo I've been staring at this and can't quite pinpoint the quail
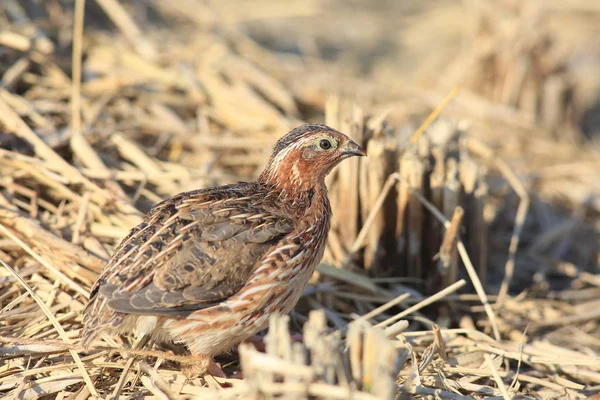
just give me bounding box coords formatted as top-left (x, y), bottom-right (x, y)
top-left (82, 123), bottom-right (366, 375)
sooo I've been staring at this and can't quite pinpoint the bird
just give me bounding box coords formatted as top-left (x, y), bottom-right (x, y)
top-left (81, 123), bottom-right (366, 376)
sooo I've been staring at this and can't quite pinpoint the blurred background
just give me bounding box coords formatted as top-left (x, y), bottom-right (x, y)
top-left (1, 0), bottom-right (600, 398)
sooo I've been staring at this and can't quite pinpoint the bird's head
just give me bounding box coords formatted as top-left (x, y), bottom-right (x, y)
top-left (258, 124), bottom-right (366, 192)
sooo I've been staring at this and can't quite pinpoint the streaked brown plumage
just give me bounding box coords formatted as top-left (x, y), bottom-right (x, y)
top-left (81, 123), bottom-right (366, 374)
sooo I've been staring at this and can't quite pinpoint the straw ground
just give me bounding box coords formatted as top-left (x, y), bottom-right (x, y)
top-left (1, 1), bottom-right (599, 399)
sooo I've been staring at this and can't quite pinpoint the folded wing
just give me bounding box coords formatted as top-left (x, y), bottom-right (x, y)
top-left (88, 183), bottom-right (293, 317)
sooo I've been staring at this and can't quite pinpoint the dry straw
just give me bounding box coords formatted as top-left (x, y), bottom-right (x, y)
top-left (0, 0), bottom-right (599, 399)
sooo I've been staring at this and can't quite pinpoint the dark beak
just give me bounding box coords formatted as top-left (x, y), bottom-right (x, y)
top-left (341, 140), bottom-right (367, 157)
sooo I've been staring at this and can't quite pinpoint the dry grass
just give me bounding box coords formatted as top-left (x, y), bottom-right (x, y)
top-left (0, 0), bottom-right (599, 399)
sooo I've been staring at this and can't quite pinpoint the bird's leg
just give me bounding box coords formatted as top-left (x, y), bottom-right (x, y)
top-left (207, 359), bottom-right (227, 378)
top-left (182, 355), bottom-right (226, 379)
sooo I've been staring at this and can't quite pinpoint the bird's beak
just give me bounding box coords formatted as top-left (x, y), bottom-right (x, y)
top-left (341, 140), bottom-right (367, 157)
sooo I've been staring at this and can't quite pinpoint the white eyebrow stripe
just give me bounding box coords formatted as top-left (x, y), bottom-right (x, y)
top-left (265, 135), bottom-right (324, 180)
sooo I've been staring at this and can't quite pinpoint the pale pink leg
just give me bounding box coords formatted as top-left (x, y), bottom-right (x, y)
top-left (182, 355), bottom-right (225, 379)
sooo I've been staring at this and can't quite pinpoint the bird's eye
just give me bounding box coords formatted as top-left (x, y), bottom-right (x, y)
top-left (319, 139), bottom-right (332, 150)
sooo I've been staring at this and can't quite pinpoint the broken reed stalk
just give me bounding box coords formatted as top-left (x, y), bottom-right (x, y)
top-left (362, 135), bottom-right (388, 270)
top-left (327, 100), bottom-right (491, 314)
top-left (438, 206), bottom-right (464, 276)
top-left (352, 169), bottom-right (501, 339)
top-left (347, 173), bottom-right (398, 259)
top-left (404, 146), bottom-right (425, 279)
top-left (432, 324), bottom-right (447, 361)
top-left (328, 103), bottom-right (499, 335)
top-left (408, 180), bottom-right (501, 340)
top-left (240, 311), bottom-right (397, 399)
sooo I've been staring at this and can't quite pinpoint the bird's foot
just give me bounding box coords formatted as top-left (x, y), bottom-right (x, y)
top-left (182, 356), bottom-right (226, 379)
top-left (207, 360), bottom-right (227, 378)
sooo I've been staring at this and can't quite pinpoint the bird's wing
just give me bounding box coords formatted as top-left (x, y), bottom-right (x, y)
top-left (89, 184), bottom-right (294, 317)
